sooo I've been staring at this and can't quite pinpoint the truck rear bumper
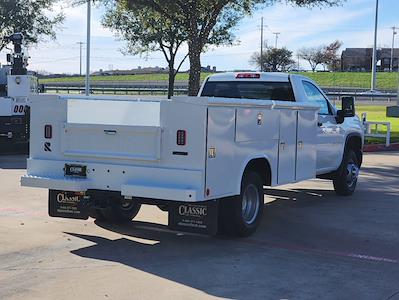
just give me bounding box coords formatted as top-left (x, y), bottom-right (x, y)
top-left (21, 159), bottom-right (204, 202)
top-left (21, 175), bottom-right (197, 202)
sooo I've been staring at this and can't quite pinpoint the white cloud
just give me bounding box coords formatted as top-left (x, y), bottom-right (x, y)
top-left (2, 0), bottom-right (397, 73)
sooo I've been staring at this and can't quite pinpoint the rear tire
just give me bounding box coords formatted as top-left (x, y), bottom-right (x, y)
top-left (101, 197), bottom-right (141, 223)
top-left (333, 149), bottom-right (360, 196)
top-left (220, 171), bottom-right (264, 237)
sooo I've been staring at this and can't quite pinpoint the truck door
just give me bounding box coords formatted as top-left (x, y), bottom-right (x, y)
top-left (302, 81), bottom-right (345, 172)
top-left (278, 110), bottom-right (297, 184)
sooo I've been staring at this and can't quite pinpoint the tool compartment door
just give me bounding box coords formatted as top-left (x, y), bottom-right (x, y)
top-left (205, 107), bottom-right (236, 198)
top-left (61, 99), bottom-right (162, 162)
top-left (278, 110), bottom-right (297, 184)
top-left (62, 123), bottom-right (161, 162)
top-left (296, 110), bottom-right (317, 181)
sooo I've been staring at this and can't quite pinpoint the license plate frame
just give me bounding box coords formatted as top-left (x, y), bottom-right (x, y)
top-left (49, 190), bottom-right (90, 220)
top-left (64, 164), bottom-right (87, 178)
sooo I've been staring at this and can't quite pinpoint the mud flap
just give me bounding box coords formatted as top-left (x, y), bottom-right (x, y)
top-left (49, 190), bottom-right (90, 220)
top-left (168, 200), bottom-right (219, 235)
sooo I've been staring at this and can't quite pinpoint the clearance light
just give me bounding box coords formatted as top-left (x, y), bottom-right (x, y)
top-left (44, 125), bottom-right (52, 139)
top-left (236, 73), bottom-right (261, 79)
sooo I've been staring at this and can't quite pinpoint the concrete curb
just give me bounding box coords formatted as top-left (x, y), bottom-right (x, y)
top-left (363, 143), bottom-right (399, 152)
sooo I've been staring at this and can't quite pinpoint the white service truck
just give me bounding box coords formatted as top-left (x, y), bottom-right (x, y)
top-left (21, 72), bottom-right (364, 237)
top-left (0, 33), bottom-right (37, 149)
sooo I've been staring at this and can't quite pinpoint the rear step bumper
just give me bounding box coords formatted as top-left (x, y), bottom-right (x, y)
top-left (21, 175), bottom-right (90, 192)
top-left (21, 175), bottom-right (197, 202)
top-left (21, 175), bottom-right (204, 202)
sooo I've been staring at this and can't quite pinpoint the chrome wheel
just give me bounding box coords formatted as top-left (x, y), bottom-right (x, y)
top-left (242, 184), bottom-right (260, 225)
top-left (346, 161), bottom-right (359, 188)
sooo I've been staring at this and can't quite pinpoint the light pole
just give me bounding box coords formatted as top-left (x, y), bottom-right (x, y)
top-left (390, 26), bottom-right (398, 72)
top-left (260, 17), bottom-right (264, 72)
top-left (371, 0), bottom-right (379, 91)
top-left (273, 32), bottom-right (280, 49)
top-left (85, 0), bottom-right (91, 96)
top-left (77, 42), bottom-right (84, 76)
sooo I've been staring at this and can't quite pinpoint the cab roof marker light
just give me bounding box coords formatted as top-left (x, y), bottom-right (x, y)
top-left (236, 73), bottom-right (261, 79)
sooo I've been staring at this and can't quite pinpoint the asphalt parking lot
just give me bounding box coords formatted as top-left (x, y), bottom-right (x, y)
top-left (0, 152), bottom-right (398, 300)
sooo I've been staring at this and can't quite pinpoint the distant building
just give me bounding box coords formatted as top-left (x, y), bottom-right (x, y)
top-left (200, 66), bottom-right (217, 72)
top-left (341, 48), bottom-right (399, 72)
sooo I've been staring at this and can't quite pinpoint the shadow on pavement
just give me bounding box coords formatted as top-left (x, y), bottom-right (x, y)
top-left (67, 178), bottom-right (399, 299)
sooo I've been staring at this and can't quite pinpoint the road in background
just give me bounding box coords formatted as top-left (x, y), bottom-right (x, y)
top-left (0, 152), bottom-right (399, 300)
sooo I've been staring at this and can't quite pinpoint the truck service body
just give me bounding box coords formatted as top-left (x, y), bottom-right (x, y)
top-left (0, 33), bottom-right (37, 149)
top-left (21, 72), bottom-right (364, 236)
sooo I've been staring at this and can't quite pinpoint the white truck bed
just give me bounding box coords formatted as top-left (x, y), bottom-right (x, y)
top-left (21, 94), bottom-right (319, 203)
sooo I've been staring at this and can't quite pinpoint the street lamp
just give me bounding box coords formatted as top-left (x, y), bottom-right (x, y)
top-left (371, 0), bottom-right (379, 92)
top-left (85, 0), bottom-right (91, 96)
top-left (390, 26), bottom-right (397, 72)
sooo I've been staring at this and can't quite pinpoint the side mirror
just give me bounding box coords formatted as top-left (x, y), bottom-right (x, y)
top-left (336, 96), bottom-right (355, 124)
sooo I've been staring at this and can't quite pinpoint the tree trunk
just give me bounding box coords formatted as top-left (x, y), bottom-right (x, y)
top-left (188, 45), bottom-right (202, 96)
top-left (167, 61), bottom-right (175, 99)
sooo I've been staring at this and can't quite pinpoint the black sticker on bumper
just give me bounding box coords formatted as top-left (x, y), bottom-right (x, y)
top-left (49, 190), bottom-right (90, 220)
top-left (168, 201), bottom-right (218, 235)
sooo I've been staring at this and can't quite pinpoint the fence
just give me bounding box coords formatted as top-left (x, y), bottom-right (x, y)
top-left (42, 84), bottom-right (399, 101)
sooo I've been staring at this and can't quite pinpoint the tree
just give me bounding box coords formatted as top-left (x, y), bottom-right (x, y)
top-left (127, 0), bottom-right (343, 96)
top-left (298, 40), bottom-right (343, 72)
top-left (298, 46), bottom-right (326, 72)
top-left (324, 40), bottom-right (342, 71)
top-left (250, 46), bottom-right (295, 72)
top-left (102, 0), bottom-right (188, 98)
top-left (0, 0), bottom-right (64, 51)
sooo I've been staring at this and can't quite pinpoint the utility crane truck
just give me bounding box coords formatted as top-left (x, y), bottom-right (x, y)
top-left (0, 33), bottom-right (37, 150)
top-left (21, 73), bottom-right (364, 237)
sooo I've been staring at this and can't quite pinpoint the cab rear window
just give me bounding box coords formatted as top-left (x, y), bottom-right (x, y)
top-left (201, 81), bottom-right (295, 101)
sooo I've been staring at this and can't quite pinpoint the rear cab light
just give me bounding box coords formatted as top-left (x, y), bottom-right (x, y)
top-left (236, 73), bottom-right (261, 79)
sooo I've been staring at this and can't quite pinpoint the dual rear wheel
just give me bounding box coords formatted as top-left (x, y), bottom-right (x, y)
top-left (219, 171), bottom-right (264, 237)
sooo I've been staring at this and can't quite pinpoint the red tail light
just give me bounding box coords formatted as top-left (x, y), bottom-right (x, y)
top-left (236, 73), bottom-right (261, 79)
top-left (44, 125), bottom-right (52, 139)
top-left (176, 130), bottom-right (186, 146)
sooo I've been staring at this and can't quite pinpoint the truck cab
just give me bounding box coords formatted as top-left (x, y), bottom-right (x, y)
top-left (199, 72), bottom-right (364, 182)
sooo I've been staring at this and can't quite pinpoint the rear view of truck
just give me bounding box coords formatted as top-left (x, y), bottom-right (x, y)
top-left (21, 89), bottom-right (321, 237)
top-left (21, 95), bottom-right (222, 232)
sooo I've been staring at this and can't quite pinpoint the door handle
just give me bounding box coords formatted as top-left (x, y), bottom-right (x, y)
top-left (280, 142), bottom-right (286, 150)
top-left (104, 130), bottom-right (117, 135)
top-left (298, 141), bottom-right (304, 149)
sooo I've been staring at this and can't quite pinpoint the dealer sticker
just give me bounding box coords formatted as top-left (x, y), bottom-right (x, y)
top-left (168, 201), bottom-right (218, 235)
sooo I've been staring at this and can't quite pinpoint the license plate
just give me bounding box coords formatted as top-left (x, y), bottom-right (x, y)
top-left (65, 164), bottom-right (87, 178)
top-left (49, 190), bottom-right (90, 220)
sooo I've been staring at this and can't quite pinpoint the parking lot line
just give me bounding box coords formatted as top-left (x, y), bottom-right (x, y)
top-left (243, 238), bottom-right (399, 264)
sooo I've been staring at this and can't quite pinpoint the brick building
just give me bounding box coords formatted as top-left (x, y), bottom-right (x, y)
top-left (341, 48), bottom-right (399, 72)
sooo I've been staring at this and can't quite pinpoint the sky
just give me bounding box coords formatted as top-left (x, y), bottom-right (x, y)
top-left (2, 0), bottom-right (399, 74)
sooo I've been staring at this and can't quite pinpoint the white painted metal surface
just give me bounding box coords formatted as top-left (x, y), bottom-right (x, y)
top-left (22, 72), bottom-right (365, 205)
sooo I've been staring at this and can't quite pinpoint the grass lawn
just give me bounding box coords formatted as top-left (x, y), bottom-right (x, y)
top-left (40, 72), bottom-right (399, 90)
top-left (356, 105), bottom-right (399, 144)
top-left (294, 72), bottom-right (399, 90)
top-left (40, 73), bottom-right (213, 84)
